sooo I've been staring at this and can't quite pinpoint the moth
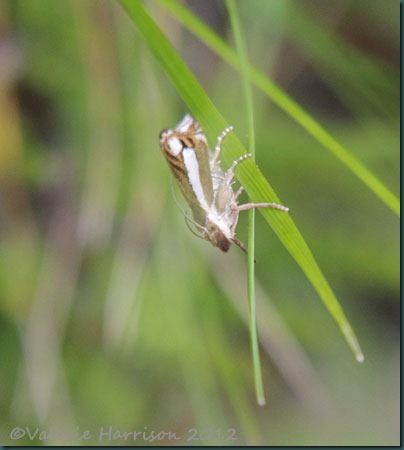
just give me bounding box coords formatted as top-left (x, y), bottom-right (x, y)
top-left (159, 114), bottom-right (289, 253)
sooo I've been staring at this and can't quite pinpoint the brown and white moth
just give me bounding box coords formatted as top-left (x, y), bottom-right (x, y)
top-left (159, 114), bottom-right (289, 253)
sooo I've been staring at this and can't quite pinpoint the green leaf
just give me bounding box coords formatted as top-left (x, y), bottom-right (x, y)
top-left (226, 0), bottom-right (264, 405)
top-left (157, 0), bottom-right (399, 217)
top-left (119, 0), bottom-right (364, 362)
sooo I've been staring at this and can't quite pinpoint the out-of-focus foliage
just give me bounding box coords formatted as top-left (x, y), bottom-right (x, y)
top-left (0, 0), bottom-right (399, 446)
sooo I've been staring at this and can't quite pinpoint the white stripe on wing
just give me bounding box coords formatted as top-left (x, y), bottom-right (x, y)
top-left (183, 148), bottom-right (209, 209)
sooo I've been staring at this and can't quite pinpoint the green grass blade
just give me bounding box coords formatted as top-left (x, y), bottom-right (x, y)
top-left (288, 4), bottom-right (398, 108)
top-left (119, 0), bottom-right (364, 362)
top-left (226, 0), bottom-right (264, 406)
top-left (157, 0), bottom-right (399, 217)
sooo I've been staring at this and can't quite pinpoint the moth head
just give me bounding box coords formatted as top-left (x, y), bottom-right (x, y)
top-left (205, 223), bottom-right (232, 252)
top-left (159, 128), bottom-right (176, 147)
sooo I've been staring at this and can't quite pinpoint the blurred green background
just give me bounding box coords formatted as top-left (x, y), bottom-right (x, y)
top-left (0, 0), bottom-right (399, 446)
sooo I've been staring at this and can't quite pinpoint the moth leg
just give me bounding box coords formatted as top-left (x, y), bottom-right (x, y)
top-left (211, 125), bottom-right (234, 165)
top-left (231, 237), bottom-right (248, 254)
top-left (225, 155), bottom-right (289, 212)
top-left (223, 153), bottom-right (252, 185)
top-left (234, 186), bottom-right (244, 201)
top-left (235, 202), bottom-right (289, 212)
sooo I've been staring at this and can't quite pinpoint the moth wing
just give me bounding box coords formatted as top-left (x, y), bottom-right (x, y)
top-left (175, 114), bottom-right (200, 134)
